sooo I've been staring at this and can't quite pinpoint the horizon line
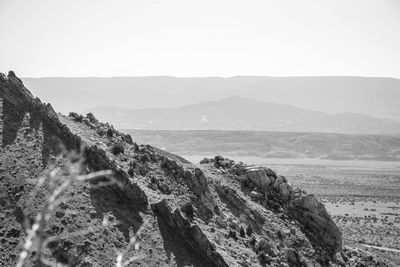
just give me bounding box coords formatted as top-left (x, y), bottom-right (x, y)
top-left (18, 74), bottom-right (400, 80)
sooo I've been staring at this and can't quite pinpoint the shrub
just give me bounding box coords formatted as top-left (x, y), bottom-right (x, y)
top-left (139, 153), bottom-right (150, 163)
top-left (16, 152), bottom-right (114, 267)
top-left (133, 143), bottom-right (139, 152)
top-left (199, 158), bottom-right (210, 164)
top-left (86, 112), bottom-right (99, 124)
top-left (181, 202), bottom-right (194, 217)
top-left (246, 225), bottom-right (253, 236)
top-left (106, 128), bottom-right (113, 137)
top-left (128, 167), bottom-right (134, 177)
top-left (138, 164), bottom-right (148, 176)
top-left (239, 226), bottom-right (246, 238)
top-left (228, 229), bottom-right (238, 241)
top-left (69, 112), bottom-right (83, 122)
top-left (111, 143), bottom-right (124, 155)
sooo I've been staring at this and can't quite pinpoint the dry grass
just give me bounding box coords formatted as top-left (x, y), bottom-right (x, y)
top-left (15, 149), bottom-right (145, 267)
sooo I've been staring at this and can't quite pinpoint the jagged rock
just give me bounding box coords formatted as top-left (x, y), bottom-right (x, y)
top-left (189, 168), bottom-right (218, 220)
top-left (216, 185), bottom-right (266, 234)
top-left (245, 167), bottom-right (274, 191)
top-left (289, 194), bottom-right (342, 256)
top-left (273, 175), bottom-right (285, 188)
top-left (152, 200), bottom-right (229, 267)
top-left (278, 183), bottom-right (291, 200)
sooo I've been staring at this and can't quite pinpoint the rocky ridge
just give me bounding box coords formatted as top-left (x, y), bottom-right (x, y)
top-left (0, 71), bottom-right (382, 266)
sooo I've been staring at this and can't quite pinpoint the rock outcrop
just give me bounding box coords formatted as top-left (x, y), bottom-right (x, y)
top-left (218, 159), bottom-right (343, 258)
top-left (0, 71), bottom-right (381, 266)
top-left (289, 194), bottom-right (342, 256)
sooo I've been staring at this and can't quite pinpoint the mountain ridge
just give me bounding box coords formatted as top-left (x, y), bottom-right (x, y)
top-left (22, 76), bottom-right (400, 121)
top-left (88, 96), bottom-right (400, 134)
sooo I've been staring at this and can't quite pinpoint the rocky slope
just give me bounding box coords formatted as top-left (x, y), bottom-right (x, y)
top-left (0, 71), bottom-right (383, 266)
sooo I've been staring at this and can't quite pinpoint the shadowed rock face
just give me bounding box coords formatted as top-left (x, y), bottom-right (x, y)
top-left (0, 71), bottom-right (379, 267)
top-left (151, 200), bottom-right (229, 267)
top-left (289, 194), bottom-right (342, 255)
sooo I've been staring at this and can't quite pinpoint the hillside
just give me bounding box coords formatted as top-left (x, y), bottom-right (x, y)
top-left (0, 71), bottom-right (384, 266)
top-left (22, 76), bottom-right (400, 121)
top-left (89, 97), bottom-right (400, 134)
top-left (126, 130), bottom-right (400, 161)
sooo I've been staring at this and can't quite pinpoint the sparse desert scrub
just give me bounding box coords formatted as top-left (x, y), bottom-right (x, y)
top-left (111, 143), bottom-right (125, 155)
top-left (15, 150), bottom-right (145, 267)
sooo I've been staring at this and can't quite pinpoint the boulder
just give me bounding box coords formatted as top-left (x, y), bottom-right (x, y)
top-left (278, 183), bottom-right (291, 200)
top-left (249, 191), bottom-right (264, 200)
top-left (245, 168), bottom-right (273, 191)
top-left (273, 176), bottom-right (284, 188)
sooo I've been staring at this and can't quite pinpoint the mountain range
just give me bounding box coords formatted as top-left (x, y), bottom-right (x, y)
top-left (22, 76), bottom-right (400, 121)
top-left (87, 96), bottom-right (400, 134)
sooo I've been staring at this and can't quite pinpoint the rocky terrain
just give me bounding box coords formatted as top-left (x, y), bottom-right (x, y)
top-left (0, 71), bottom-right (385, 266)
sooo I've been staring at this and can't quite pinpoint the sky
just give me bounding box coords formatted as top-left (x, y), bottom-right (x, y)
top-left (0, 0), bottom-right (399, 78)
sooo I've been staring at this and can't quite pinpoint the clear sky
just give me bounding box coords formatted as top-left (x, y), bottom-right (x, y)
top-left (0, 0), bottom-right (399, 78)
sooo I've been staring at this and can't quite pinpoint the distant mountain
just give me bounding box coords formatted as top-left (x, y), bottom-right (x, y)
top-left (88, 96), bottom-right (400, 134)
top-left (22, 76), bottom-right (400, 121)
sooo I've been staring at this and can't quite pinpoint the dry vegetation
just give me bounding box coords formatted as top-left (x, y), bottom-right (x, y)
top-left (14, 149), bottom-right (145, 267)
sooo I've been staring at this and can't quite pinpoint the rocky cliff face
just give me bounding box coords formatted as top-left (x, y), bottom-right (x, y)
top-left (0, 71), bottom-right (380, 266)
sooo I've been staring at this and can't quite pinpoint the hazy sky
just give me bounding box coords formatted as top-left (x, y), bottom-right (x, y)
top-left (1, 0), bottom-right (399, 78)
